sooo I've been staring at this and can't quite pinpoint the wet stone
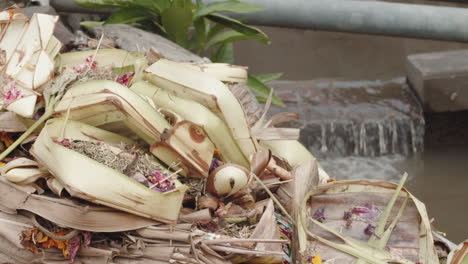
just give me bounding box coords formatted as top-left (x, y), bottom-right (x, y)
top-left (268, 78), bottom-right (424, 158)
top-left (91, 24), bottom-right (209, 63)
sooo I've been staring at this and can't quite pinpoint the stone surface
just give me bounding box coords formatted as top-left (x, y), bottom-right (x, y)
top-left (407, 49), bottom-right (468, 112)
top-left (23, 6), bottom-right (75, 44)
top-left (64, 13), bottom-right (102, 32)
top-left (91, 24), bottom-right (209, 63)
top-left (268, 78), bottom-right (424, 158)
top-left (0, 1), bottom-right (27, 9)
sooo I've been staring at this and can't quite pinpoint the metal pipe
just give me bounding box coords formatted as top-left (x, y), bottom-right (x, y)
top-left (50, 0), bottom-right (468, 42)
top-left (204, 0), bottom-right (468, 42)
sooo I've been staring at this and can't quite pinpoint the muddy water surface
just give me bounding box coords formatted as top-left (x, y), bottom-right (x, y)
top-left (408, 146), bottom-right (468, 244)
top-left (319, 145), bottom-right (468, 243)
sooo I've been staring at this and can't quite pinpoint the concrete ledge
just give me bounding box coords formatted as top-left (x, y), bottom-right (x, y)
top-left (407, 49), bottom-right (468, 112)
top-left (268, 78), bottom-right (424, 157)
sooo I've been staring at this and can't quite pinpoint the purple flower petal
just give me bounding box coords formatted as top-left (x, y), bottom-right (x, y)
top-left (68, 235), bottom-right (81, 262)
top-left (312, 207), bottom-right (326, 223)
top-left (364, 224), bottom-right (375, 236)
top-left (209, 158), bottom-right (221, 174)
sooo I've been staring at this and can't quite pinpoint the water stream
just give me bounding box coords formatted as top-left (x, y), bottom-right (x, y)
top-left (319, 146), bottom-right (468, 243)
top-left (269, 79), bottom-right (467, 244)
top-left (305, 118), bottom-right (424, 158)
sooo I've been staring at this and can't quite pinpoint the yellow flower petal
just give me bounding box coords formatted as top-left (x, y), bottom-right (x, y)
top-left (312, 254), bottom-right (322, 264)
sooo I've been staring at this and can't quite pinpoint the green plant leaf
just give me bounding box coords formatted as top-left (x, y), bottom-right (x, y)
top-left (157, 0), bottom-right (171, 10)
top-left (193, 0), bottom-right (264, 20)
top-left (151, 20), bottom-right (168, 36)
top-left (112, 65), bottom-right (135, 75)
top-left (207, 23), bottom-right (225, 41)
top-left (207, 13), bottom-right (269, 44)
top-left (248, 75), bottom-right (285, 107)
top-left (105, 8), bottom-right (151, 24)
top-left (211, 43), bottom-right (234, 64)
top-left (80, 20), bottom-right (104, 30)
top-left (171, 0), bottom-right (194, 8)
top-left (252, 72), bottom-right (283, 83)
top-left (161, 7), bottom-right (193, 48)
top-left (193, 18), bottom-right (207, 54)
top-left (206, 30), bottom-right (264, 48)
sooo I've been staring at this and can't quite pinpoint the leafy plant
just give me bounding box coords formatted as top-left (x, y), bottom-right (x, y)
top-left (74, 0), bottom-right (285, 106)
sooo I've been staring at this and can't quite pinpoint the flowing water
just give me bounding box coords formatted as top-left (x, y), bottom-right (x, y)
top-left (269, 78), bottom-right (425, 158)
top-left (305, 118), bottom-right (424, 158)
top-left (319, 146), bottom-right (468, 243)
top-left (269, 79), bottom-right (468, 244)
top-left (315, 109), bottom-right (468, 244)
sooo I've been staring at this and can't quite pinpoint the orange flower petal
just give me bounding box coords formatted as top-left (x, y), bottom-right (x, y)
top-left (35, 232), bottom-right (48, 243)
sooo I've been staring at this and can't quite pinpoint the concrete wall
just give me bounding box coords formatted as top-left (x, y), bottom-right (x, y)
top-left (234, 26), bottom-right (468, 80)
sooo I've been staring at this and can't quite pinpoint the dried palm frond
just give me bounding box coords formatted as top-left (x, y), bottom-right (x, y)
top-left (30, 118), bottom-right (187, 223)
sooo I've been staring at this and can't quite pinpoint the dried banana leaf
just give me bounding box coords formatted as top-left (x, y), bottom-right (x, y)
top-left (447, 240), bottom-right (468, 264)
top-left (54, 80), bottom-right (208, 177)
top-left (0, 173), bottom-right (159, 232)
top-left (298, 180), bottom-right (439, 264)
top-left (151, 120), bottom-right (215, 178)
top-left (274, 160), bottom-right (320, 263)
top-left (0, 6), bottom-right (59, 118)
top-left (144, 58), bottom-right (258, 160)
top-left (53, 80), bottom-right (170, 144)
top-left (30, 118), bottom-right (187, 223)
top-left (259, 140), bottom-right (313, 169)
top-left (0, 111), bottom-right (27, 132)
top-left (0, 211), bottom-right (32, 248)
top-left (177, 62), bottom-right (248, 83)
top-left (56, 49), bottom-right (144, 70)
top-left (277, 160), bottom-right (320, 215)
top-left (130, 81), bottom-right (249, 168)
top-left (251, 98), bottom-right (300, 141)
top-left (1, 157), bottom-right (48, 184)
top-left (230, 200), bottom-right (284, 264)
top-left (46, 177), bottom-right (64, 196)
top-left (260, 140), bottom-right (330, 183)
top-left (0, 235), bottom-right (41, 264)
top-left (56, 49), bottom-right (148, 84)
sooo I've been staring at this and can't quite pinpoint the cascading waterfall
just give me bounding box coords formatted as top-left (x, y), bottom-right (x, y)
top-left (268, 78), bottom-right (425, 160)
top-left (303, 118), bottom-right (424, 158)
